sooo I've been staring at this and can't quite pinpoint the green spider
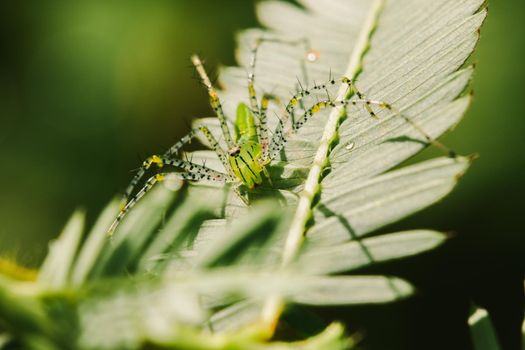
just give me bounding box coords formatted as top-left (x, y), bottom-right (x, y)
top-left (108, 38), bottom-right (453, 235)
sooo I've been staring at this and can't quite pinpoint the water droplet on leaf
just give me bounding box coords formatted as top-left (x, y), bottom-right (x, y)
top-left (345, 142), bottom-right (355, 151)
top-left (306, 49), bottom-right (320, 62)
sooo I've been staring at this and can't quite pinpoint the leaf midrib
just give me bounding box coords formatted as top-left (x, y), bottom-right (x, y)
top-left (260, 0), bottom-right (386, 330)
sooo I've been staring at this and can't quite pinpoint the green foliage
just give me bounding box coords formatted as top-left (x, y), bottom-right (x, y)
top-left (469, 308), bottom-right (503, 350)
top-left (0, 0), bottom-right (487, 349)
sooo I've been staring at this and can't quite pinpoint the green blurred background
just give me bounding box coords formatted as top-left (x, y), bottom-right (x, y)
top-left (0, 0), bottom-right (258, 264)
top-left (0, 0), bottom-right (523, 274)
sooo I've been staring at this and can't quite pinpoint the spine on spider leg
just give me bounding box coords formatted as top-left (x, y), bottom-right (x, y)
top-left (285, 78), bottom-right (339, 121)
top-left (265, 78), bottom-right (341, 160)
top-left (291, 100), bottom-right (336, 133)
top-left (267, 99), bottom-right (336, 161)
top-left (191, 55), bottom-right (235, 150)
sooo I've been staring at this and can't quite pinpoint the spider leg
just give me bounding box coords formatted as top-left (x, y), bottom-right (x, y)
top-left (191, 55), bottom-right (235, 150)
top-left (341, 77), bottom-right (378, 119)
top-left (269, 99), bottom-right (337, 160)
top-left (109, 173), bottom-right (167, 236)
top-left (109, 168), bottom-right (231, 236)
top-left (264, 75), bottom-right (340, 160)
top-left (197, 126), bottom-right (233, 175)
top-left (247, 36), bottom-right (314, 163)
top-left (285, 78), bottom-right (338, 118)
top-left (291, 100), bottom-right (336, 133)
top-left (124, 153), bottom-right (233, 206)
top-left (259, 93), bottom-right (281, 162)
top-left (123, 126), bottom-right (232, 210)
top-left (149, 155), bottom-right (233, 182)
top-left (247, 37), bottom-right (313, 111)
top-left (268, 77), bottom-right (338, 147)
top-left (340, 76), bottom-right (455, 156)
top-left (267, 77), bottom-right (455, 160)
top-left (267, 95), bottom-right (403, 161)
top-left (123, 128), bottom-right (195, 207)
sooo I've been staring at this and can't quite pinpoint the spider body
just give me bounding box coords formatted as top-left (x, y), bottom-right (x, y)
top-left (228, 140), bottom-right (265, 189)
top-left (228, 103), bottom-right (270, 190)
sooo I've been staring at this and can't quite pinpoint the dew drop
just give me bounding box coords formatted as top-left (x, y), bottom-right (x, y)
top-left (306, 49), bottom-right (320, 62)
top-left (345, 142), bottom-right (355, 151)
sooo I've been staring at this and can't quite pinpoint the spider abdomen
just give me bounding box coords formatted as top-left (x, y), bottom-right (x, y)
top-left (228, 141), bottom-right (265, 189)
